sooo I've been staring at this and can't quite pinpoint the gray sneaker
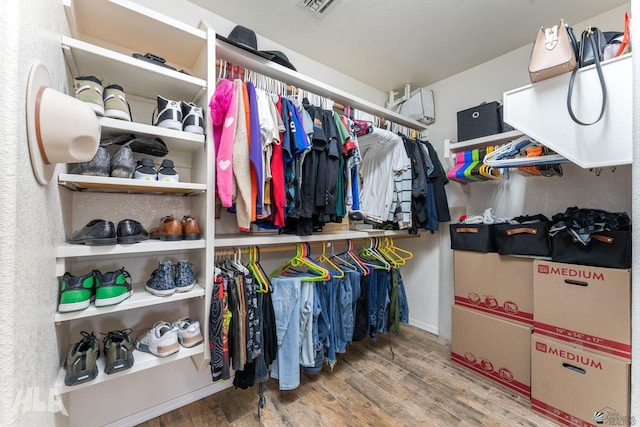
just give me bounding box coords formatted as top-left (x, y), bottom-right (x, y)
top-left (153, 95), bottom-right (182, 131)
top-left (68, 146), bottom-right (110, 176)
top-left (145, 261), bottom-right (175, 296)
top-left (133, 158), bottom-right (157, 181)
top-left (110, 143), bottom-right (135, 178)
top-left (174, 260), bottom-right (196, 292)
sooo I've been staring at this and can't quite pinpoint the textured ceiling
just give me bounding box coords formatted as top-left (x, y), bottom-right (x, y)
top-left (190, 0), bottom-right (628, 92)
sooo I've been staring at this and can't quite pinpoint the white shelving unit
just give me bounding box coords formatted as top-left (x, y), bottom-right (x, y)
top-left (55, 0), bottom-right (215, 394)
top-left (444, 53), bottom-right (632, 186)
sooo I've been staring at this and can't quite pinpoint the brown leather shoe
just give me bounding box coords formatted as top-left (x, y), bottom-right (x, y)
top-left (151, 216), bottom-right (183, 241)
top-left (181, 215), bottom-right (201, 240)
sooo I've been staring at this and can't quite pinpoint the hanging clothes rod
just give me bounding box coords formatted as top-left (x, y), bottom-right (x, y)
top-left (214, 59), bottom-right (422, 138)
top-left (213, 234), bottom-right (419, 255)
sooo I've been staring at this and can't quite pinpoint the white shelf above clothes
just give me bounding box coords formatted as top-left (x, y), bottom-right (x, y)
top-left (444, 53), bottom-right (632, 183)
top-left (503, 53), bottom-right (632, 169)
top-left (215, 230), bottom-right (417, 249)
top-left (215, 38), bottom-right (429, 132)
top-left (58, 173), bottom-right (206, 196)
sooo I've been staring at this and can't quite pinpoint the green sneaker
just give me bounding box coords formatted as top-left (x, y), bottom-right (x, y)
top-left (58, 270), bottom-right (99, 313)
top-left (102, 329), bottom-right (135, 374)
top-left (103, 84), bottom-right (132, 121)
top-left (64, 331), bottom-right (100, 386)
top-left (95, 268), bottom-right (132, 307)
top-left (74, 76), bottom-right (105, 116)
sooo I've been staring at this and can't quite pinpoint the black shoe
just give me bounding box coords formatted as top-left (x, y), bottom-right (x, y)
top-left (128, 137), bottom-right (168, 157)
top-left (69, 219), bottom-right (117, 246)
top-left (117, 219), bottom-right (150, 244)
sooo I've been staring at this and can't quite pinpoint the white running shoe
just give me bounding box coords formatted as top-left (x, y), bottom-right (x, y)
top-left (173, 317), bottom-right (203, 348)
top-left (135, 321), bottom-right (179, 357)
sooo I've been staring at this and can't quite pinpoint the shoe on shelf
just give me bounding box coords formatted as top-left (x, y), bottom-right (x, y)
top-left (128, 137), bottom-right (168, 157)
top-left (103, 84), bottom-right (132, 121)
top-left (69, 219), bottom-right (117, 246)
top-left (174, 260), bottom-right (196, 292)
top-left (181, 215), bottom-right (201, 240)
top-left (57, 270), bottom-right (100, 313)
top-left (145, 261), bottom-right (175, 296)
top-left (181, 101), bottom-right (204, 134)
top-left (157, 159), bottom-right (179, 183)
top-left (153, 95), bottom-right (182, 131)
top-left (117, 219), bottom-right (149, 244)
top-left (64, 331), bottom-right (100, 386)
top-left (67, 146), bottom-right (110, 177)
top-left (95, 268), bottom-right (132, 307)
top-left (135, 321), bottom-right (180, 357)
top-left (173, 317), bottom-right (203, 348)
top-left (110, 143), bottom-right (135, 178)
top-left (74, 76), bottom-right (104, 116)
top-left (149, 216), bottom-right (183, 241)
top-left (133, 158), bottom-right (157, 181)
top-left (99, 133), bottom-right (135, 148)
top-left (102, 328), bottom-right (135, 374)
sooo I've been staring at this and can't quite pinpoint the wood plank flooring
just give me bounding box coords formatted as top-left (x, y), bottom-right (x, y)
top-left (138, 325), bottom-right (558, 427)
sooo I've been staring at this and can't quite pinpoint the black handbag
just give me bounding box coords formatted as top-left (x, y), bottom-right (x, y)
top-left (567, 27), bottom-right (607, 126)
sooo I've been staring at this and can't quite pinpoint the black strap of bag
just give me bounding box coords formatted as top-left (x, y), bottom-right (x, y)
top-left (566, 28), bottom-right (607, 126)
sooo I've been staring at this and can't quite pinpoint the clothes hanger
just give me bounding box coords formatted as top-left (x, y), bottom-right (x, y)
top-left (315, 241), bottom-right (344, 278)
top-left (384, 236), bottom-right (414, 265)
top-left (270, 243), bottom-right (330, 281)
top-left (359, 238), bottom-right (391, 271)
top-left (247, 246), bottom-right (270, 292)
top-left (483, 139), bottom-right (568, 168)
top-left (327, 241), bottom-right (359, 273)
top-left (336, 239), bottom-right (369, 275)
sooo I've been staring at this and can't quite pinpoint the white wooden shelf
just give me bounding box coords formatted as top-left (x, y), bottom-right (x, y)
top-left (64, 0), bottom-right (207, 73)
top-left (56, 239), bottom-right (206, 259)
top-left (503, 54), bottom-right (632, 168)
top-left (58, 174), bottom-right (206, 196)
top-left (62, 36), bottom-right (207, 102)
top-left (97, 117), bottom-right (205, 153)
top-left (215, 39), bottom-right (429, 131)
top-left (54, 283), bottom-right (205, 323)
top-left (215, 230), bottom-right (415, 248)
top-left (444, 130), bottom-right (525, 157)
top-left (54, 342), bottom-right (204, 394)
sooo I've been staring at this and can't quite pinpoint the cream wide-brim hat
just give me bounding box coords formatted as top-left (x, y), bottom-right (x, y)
top-left (26, 61), bottom-right (101, 185)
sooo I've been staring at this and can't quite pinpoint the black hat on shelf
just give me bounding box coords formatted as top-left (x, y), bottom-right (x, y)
top-left (216, 25), bottom-right (274, 60)
top-left (262, 50), bottom-right (297, 71)
top-left (217, 25), bottom-right (298, 71)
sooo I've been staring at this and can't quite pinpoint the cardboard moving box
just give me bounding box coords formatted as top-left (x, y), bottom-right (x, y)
top-left (533, 260), bottom-right (631, 360)
top-left (454, 251), bottom-right (533, 324)
top-left (531, 334), bottom-right (631, 426)
top-left (451, 305), bottom-right (532, 398)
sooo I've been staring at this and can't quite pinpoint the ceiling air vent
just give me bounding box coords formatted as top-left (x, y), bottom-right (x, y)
top-left (298, 0), bottom-right (340, 17)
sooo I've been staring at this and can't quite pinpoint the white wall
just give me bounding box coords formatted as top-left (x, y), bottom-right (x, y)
top-left (631, 0), bottom-right (639, 418)
top-left (0, 1), bottom-right (69, 426)
top-left (424, 4), bottom-right (632, 342)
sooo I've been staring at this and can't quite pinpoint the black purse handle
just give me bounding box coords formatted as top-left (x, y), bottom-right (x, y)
top-left (567, 30), bottom-right (607, 126)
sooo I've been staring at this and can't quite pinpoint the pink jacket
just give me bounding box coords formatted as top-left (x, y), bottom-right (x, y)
top-left (210, 79), bottom-right (236, 207)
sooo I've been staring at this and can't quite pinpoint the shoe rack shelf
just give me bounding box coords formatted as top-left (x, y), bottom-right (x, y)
top-left (99, 117), bottom-right (205, 152)
top-left (58, 174), bottom-right (206, 196)
top-left (57, 0), bottom-right (216, 399)
top-left (62, 36), bottom-right (207, 103)
top-left (53, 342), bottom-right (204, 394)
top-left (54, 283), bottom-right (205, 323)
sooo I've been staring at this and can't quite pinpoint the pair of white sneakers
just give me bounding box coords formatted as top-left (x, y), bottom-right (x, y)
top-left (154, 95), bottom-right (204, 135)
top-left (135, 317), bottom-right (203, 358)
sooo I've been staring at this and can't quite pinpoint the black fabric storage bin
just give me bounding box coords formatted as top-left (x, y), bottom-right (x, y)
top-left (457, 101), bottom-right (502, 142)
top-left (494, 222), bottom-right (551, 257)
top-left (550, 229), bottom-right (631, 269)
top-left (450, 224), bottom-right (496, 253)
